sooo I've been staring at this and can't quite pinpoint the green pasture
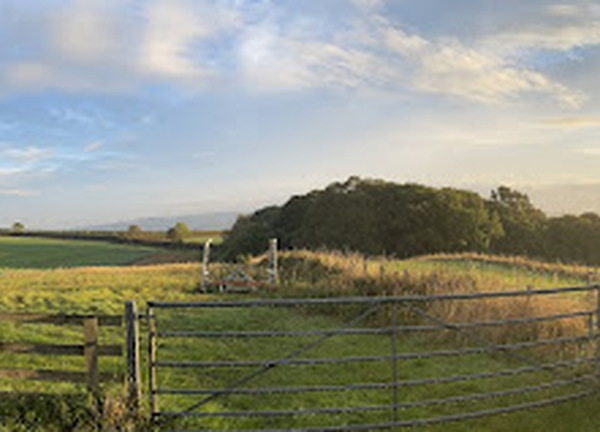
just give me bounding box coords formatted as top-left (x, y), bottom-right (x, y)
top-left (1, 252), bottom-right (600, 430)
top-left (1, 294), bottom-right (599, 431)
top-left (184, 231), bottom-right (224, 245)
top-left (0, 236), bottom-right (161, 269)
top-left (151, 304), bottom-right (599, 431)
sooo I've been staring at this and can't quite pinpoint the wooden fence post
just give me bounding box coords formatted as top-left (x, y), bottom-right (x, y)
top-left (125, 301), bottom-right (141, 410)
top-left (201, 239), bottom-right (212, 292)
top-left (268, 238), bottom-right (278, 289)
top-left (84, 316), bottom-right (99, 395)
top-left (596, 285), bottom-right (600, 380)
top-left (148, 306), bottom-right (158, 418)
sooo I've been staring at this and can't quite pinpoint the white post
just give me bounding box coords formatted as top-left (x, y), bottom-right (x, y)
top-left (268, 238), bottom-right (278, 289)
top-left (201, 239), bottom-right (212, 292)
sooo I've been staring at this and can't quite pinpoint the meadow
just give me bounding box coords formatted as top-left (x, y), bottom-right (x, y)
top-left (1, 245), bottom-right (600, 430)
top-left (0, 236), bottom-right (164, 268)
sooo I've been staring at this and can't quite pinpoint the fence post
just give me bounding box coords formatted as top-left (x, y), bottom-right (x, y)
top-left (84, 316), bottom-right (99, 395)
top-left (268, 238), bottom-right (278, 289)
top-left (125, 301), bottom-right (141, 410)
top-left (201, 239), bottom-right (212, 292)
top-left (390, 300), bottom-right (399, 424)
top-left (596, 285), bottom-right (600, 380)
top-left (148, 306), bottom-right (158, 418)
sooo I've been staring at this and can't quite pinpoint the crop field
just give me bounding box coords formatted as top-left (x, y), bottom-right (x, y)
top-left (1, 248), bottom-right (600, 430)
top-left (0, 236), bottom-right (165, 269)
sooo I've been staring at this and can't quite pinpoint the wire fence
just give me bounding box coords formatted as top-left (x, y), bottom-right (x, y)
top-left (147, 283), bottom-right (600, 430)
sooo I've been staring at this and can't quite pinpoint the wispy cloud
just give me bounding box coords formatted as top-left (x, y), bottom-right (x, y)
top-left (234, 2), bottom-right (585, 107)
top-left (579, 148), bottom-right (600, 156)
top-left (0, 0), bottom-right (590, 107)
top-left (50, 0), bottom-right (119, 64)
top-left (490, 3), bottom-right (600, 52)
top-left (0, 145), bottom-right (53, 164)
top-left (50, 107), bottom-right (94, 124)
top-left (0, 188), bottom-right (40, 197)
top-left (541, 116), bottom-right (600, 128)
top-left (139, 0), bottom-right (210, 79)
top-left (84, 141), bottom-right (102, 152)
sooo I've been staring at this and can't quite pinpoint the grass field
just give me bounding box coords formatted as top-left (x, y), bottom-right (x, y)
top-left (184, 231), bottom-right (224, 245)
top-left (0, 236), bottom-right (165, 269)
top-left (151, 303), bottom-right (599, 432)
top-left (1, 248), bottom-right (600, 430)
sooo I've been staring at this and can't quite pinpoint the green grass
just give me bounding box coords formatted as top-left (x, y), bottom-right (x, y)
top-left (0, 236), bottom-right (161, 268)
top-left (184, 231), bottom-right (224, 245)
top-left (150, 305), bottom-right (600, 431)
top-left (1, 251), bottom-right (600, 430)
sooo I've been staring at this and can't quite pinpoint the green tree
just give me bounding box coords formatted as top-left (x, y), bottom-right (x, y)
top-left (221, 177), bottom-right (503, 259)
top-left (11, 222), bottom-right (25, 234)
top-left (488, 186), bottom-right (546, 256)
top-left (544, 213), bottom-right (600, 265)
top-left (167, 222), bottom-right (191, 244)
top-left (220, 207), bottom-right (280, 260)
top-left (128, 224), bottom-right (142, 235)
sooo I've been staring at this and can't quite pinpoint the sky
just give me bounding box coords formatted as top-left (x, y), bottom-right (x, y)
top-left (2, 0), bottom-right (600, 228)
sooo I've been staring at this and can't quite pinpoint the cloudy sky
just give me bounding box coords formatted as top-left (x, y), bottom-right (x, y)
top-left (2, 0), bottom-right (600, 228)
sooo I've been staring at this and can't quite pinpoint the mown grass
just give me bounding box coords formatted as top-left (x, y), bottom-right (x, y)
top-left (0, 251), bottom-right (599, 430)
top-left (0, 236), bottom-right (162, 269)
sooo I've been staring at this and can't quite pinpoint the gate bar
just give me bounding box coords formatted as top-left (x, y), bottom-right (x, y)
top-left (148, 284), bottom-right (598, 308)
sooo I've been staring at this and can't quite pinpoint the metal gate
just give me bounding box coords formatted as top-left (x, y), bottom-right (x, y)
top-left (147, 284), bottom-right (599, 430)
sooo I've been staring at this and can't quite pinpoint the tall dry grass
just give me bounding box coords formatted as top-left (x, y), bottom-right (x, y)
top-left (265, 250), bottom-right (596, 356)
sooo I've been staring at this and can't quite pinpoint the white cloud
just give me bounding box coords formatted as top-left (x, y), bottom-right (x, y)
top-left (547, 4), bottom-right (584, 18)
top-left (238, 24), bottom-right (394, 91)
top-left (0, 167), bottom-right (26, 178)
top-left (350, 0), bottom-right (387, 11)
top-left (384, 27), bottom-right (429, 54)
top-left (235, 3), bottom-right (586, 107)
top-left (139, 0), bottom-right (207, 78)
top-left (541, 116), bottom-right (600, 128)
top-left (0, 146), bottom-right (53, 164)
top-left (84, 141), bottom-right (103, 152)
top-left (50, 0), bottom-right (119, 63)
top-left (50, 108), bottom-right (93, 124)
top-left (0, 188), bottom-right (39, 197)
top-left (5, 61), bottom-right (127, 93)
top-left (6, 62), bottom-right (53, 87)
top-left (411, 41), bottom-right (585, 107)
top-left (493, 22), bottom-right (600, 52)
top-left (138, 0), bottom-right (238, 79)
top-left (580, 148), bottom-right (600, 156)
top-left (0, 0), bottom-right (591, 108)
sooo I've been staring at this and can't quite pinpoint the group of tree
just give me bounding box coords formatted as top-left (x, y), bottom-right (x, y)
top-left (127, 222), bottom-right (192, 244)
top-left (3, 221), bottom-right (194, 246)
top-left (220, 176), bottom-right (600, 266)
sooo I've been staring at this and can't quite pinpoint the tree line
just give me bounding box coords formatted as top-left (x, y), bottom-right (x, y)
top-left (1, 222), bottom-right (201, 249)
top-left (220, 176), bottom-right (600, 266)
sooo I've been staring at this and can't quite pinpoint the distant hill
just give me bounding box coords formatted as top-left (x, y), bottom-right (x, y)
top-left (83, 212), bottom-right (238, 231)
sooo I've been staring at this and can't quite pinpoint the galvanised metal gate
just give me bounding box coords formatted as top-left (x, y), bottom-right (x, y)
top-left (147, 284), bottom-right (600, 431)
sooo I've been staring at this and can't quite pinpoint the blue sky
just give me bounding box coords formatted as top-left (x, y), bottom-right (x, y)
top-left (2, 0), bottom-right (600, 228)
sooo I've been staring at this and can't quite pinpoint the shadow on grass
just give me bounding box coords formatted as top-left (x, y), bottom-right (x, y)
top-left (0, 392), bottom-right (94, 432)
